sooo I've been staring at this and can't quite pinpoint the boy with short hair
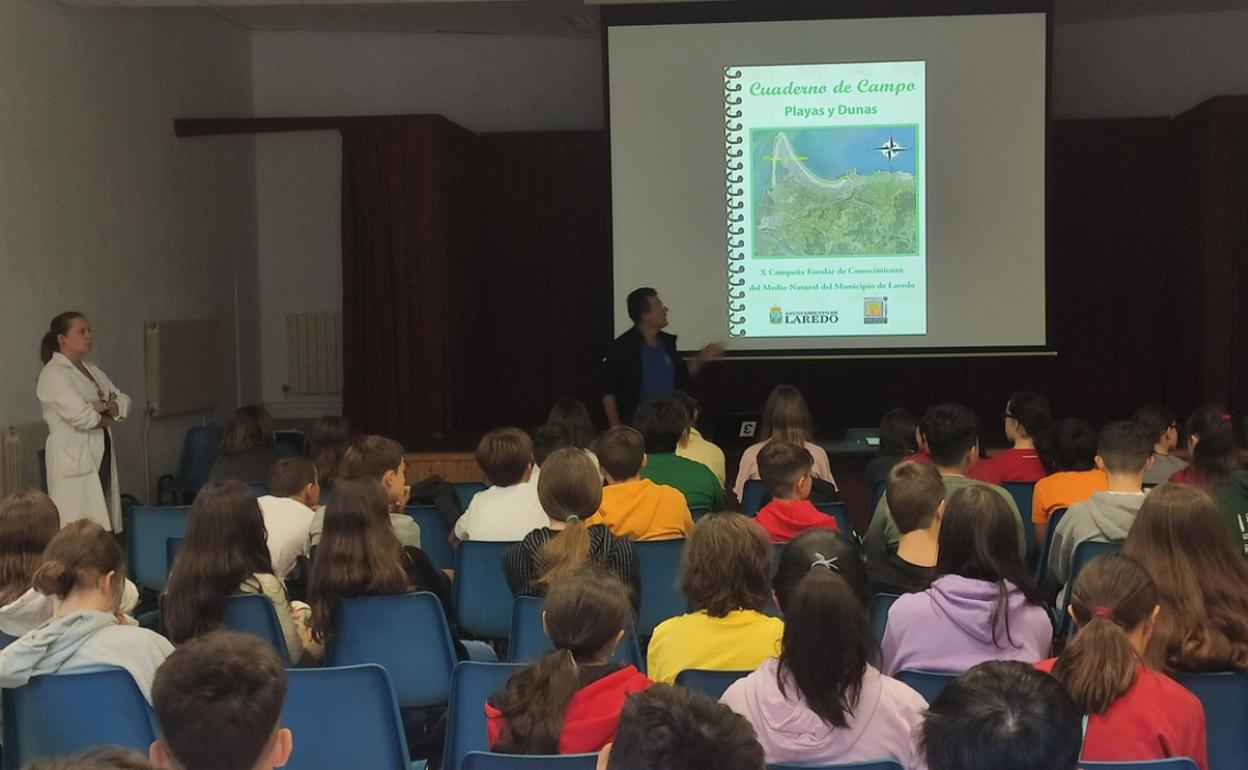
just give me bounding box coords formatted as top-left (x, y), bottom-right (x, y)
top-left (868, 460), bottom-right (943, 595)
top-left (452, 427), bottom-right (549, 543)
top-left (1048, 420), bottom-right (1153, 589)
top-left (588, 426), bottom-right (693, 541)
top-left (864, 404), bottom-right (1025, 562)
top-left (149, 631), bottom-right (292, 770)
top-left (1135, 404), bottom-right (1187, 485)
top-left (257, 457), bottom-right (319, 578)
top-left (308, 435), bottom-right (420, 548)
top-left (634, 398), bottom-right (727, 512)
top-left (753, 441), bottom-right (839, 543)
top-left (599, 684), bottom-right (765, 770)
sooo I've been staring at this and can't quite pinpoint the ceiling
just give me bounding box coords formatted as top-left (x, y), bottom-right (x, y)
top-left (59, 0), bottom-right (1248, 37)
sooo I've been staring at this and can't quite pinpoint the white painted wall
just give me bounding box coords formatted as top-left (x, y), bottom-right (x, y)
top-left (0, 1), bottom-right (258, 504)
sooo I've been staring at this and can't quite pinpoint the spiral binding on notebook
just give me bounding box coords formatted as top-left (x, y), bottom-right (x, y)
top-left (725, 66), bottom-right (747, 337)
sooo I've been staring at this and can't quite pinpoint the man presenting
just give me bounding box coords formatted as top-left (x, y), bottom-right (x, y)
top-left (602, 287), bottom-right (722, 427)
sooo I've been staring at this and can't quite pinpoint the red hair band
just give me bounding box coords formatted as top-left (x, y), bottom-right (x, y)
top-left (1091, 607), bottom-right (1115, 621)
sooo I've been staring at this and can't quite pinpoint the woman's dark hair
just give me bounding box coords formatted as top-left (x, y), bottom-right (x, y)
top-left (633, 397), bottom-right (688, 454)
top-left (1123, 483), bottom-right (1248, 673)
top-left (309, 416), bottom-right (352, 493)
top-left (935, 486), bottom-right (1044, 647)
top-left (0, 490), bottom-right (61, 605)
top-left (1134, 404), bottom-right (1176, 445)
top-left (489, 569), bottom-right (634, 754)
top-left (1041, 418), bottom-right (1098, 474)
top-left (221, 406), bottom-right (276, 456)
top-left (163, 481), bottom-right (276, 644)
top-left (307, 475), bottom-right (410, 642)
top-left (771, 531), bottom-right (874, 727)
top-left (1006, 392), bottom-right (1052, 442)
top-left (1184, 405), bottom-right (1237, 491)
top-left (545, 399), bottom-right (595, 450)
top-left (32, 520), bottom-right (126, 609)
top-left (678, 513), bottom-right (772, 616)
top-left (1051, 554), bottom-right (1157, 714)
top-left (40, 312), bottom-right (85, 364)
top-left (877, 408), bottom-right (918, 456)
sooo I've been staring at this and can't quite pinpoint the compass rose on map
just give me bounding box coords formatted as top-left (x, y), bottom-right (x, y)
top-left (875, 135), bottom-right (908, 163)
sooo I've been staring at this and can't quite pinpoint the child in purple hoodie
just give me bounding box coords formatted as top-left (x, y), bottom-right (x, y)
top-left (882, 486), bottom-right (1051, 675)
top-left (722, 530), bottom-right (927, 769)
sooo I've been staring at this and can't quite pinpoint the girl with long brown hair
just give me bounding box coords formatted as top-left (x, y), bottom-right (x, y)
top-left (209, 405), bottom-right (279, 483)
top-left (503, 448), bottom-right (639, 602)
top-left (733, 384), bottom-right (836, 501)
top-left (306, 474), bottom-right (452, 646)
top-left (1123, 483), bottom-right (1248, 673)
top-left (486, 568), bottom-right (651, 754)
top-left (1037, 553), bottom-right (1207, 769)
top-left (163, 481), bottom-right (315, 664)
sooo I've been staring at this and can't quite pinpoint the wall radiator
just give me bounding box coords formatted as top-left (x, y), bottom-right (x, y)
top-left (2, 422), bottom-right (48, 497)
top-left (286, 313), bottom-right (343, 396)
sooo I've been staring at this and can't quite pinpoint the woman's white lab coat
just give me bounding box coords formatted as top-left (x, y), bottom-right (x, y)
top-left (36, 353), bottom-right (131, 531)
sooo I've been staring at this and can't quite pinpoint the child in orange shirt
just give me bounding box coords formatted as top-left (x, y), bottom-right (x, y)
top-left (1032, 419), bottom-right (1108, 548)
top-left (753, 442), bottom-right (839, 544)
top-left (588, 427), bottom-right (692, 541)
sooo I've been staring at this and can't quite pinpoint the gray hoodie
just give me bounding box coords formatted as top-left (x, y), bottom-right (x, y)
top-left (0, 610), bottom-right (173, 703)
top-left (1048, 491), bottom-right (1146, 586)
top-left (0, 580), bottom-right (141, 637)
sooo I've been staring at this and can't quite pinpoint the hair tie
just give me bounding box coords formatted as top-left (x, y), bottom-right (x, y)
top-left (565, 515), bottom-right (579, 523)
top-left (1222, 413), bottom-right (1232, 423)
top-left (810, 552), bottom-right (839, 572)
top-left (1091, 607), bottom-right (1115, 622)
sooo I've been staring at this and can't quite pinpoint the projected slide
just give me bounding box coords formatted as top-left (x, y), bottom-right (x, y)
top-left (726, 61), bottom-right (926, 338)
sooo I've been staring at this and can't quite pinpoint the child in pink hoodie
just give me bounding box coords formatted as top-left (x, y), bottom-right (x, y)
top-left (721, 530), bottom-right (926, 769)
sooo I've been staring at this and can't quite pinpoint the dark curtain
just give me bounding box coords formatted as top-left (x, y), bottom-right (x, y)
top-left (340, 118), bottom-right (477, 439)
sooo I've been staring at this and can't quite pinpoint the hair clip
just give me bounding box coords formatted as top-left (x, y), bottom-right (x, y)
top-left (810, 553), bottom-right (839, 572)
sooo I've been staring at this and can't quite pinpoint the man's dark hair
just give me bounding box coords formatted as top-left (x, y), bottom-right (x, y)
top-left (757, 441), bottom-right (813, 499)
top-left (921, 661), bottom-right (1082, 770)
top-left (626, 287), bottom-right (658, 324)
top-left (531, 423), bottom-right (571, 467)
top-left (595, 426), bottom-right (646, 481)
top-left (920, 404), bottom-right (979, 467)
top-left (878, 407), bottom-right (918, 456)
top-left (267, 456), bottom-right (318, 498)
top-left (1134, 403), bottom-right (1176, 445)
top-left (152, 631), bottom-right (288, 770)
top-left (1044, 418), bottom-right (1098, 473)
top-left (668, 391), bottom-right (700, 427)
top-left (474, 427), bottom-right (533, 487)
top-left (633, 397), bottom-right (688, 454)
top-left (886, 460), bottom-right (944, 534)
top-left (607, 684), bottom-right (765, 770)
top-left (1097, 420), bottom-right (1154, 474)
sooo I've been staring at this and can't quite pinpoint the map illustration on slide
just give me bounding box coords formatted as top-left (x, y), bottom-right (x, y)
top-left (751, 126), bottom-right (918, 257)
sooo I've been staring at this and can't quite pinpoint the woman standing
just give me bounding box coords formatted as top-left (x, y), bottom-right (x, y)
top-left (36, 312), bottom-right (130, 532)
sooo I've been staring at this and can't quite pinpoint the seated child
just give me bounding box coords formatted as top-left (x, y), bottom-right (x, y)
top-left (1036, 554), bottom-right (1207, 769)
top-left (588, 426), bottom-right (692, 541)
top-left (257, 457), bottom-right (319, 578)
top-left (671, 391), bottom-right (727, 486)
top-left (1135, 404), bottom-right (1187, 485)
top-left (453, 427), bottom-right (549, 543)
top-left (753, 441), bottom-right (840, 543)
top-left (309, 435), bottom-right (421, 549)
top-left (601, 684), bottom-right (766, 770)
top-left (1031, 419), bottom-right (1108, 549)
top-left (867, 461), bottom-right (942, 595)
top-left (968, 392), bottom-right (1050, 484)
top-left (487, 568), bottom-right (652, 754)
top-left (635, 398), bottom-right (726, 512)
top-left (150, 631), bottom-right (292, 770)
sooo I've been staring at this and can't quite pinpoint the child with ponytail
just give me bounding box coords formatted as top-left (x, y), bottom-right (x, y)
top-left (1036, 553), bottom-right (1207, 769)
top-left (487, 568), bottom-right (652, 754)
top-left (504, 449), bottom-right (639, 603)
top-left (0, 520), bottom-right (172, 702)
top-left (722, 529), bottom-right (926, 768)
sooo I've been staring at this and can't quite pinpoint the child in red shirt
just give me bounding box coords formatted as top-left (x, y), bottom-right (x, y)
top-left (753, 441), bottom-right (839, 544)
top-left (970, 392), bottom-right (1050, 484)
top-left (486, 569), bottom-right (652, 755)
top-left (1035, 553), bottom-right (1207, 769)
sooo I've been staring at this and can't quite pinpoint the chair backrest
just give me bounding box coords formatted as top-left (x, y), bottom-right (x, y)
top-left (634, 539), bottom-right (687, 637)
top-left (175, 425), bottom-right (223, 490)
top-left (811, 501), bottom-right (855, 538)
top-left (893, 669), bottom-right (958, 703)
top-left (869, 593), bottom-right (900, 642)
top-left (1063, 539), bottom-right (1125, 634)
top-left (127, 505), bottom-right (192, 590)
top-left (673, 668), bottom-right (750, 700)
top-left (274, 429), bottom-right (305, 458)
top-left (1001, 482), bottom-right (1037, 560)
top-left (763, 758), bottom-right (903, 763)
top-left (0, 631), bottom-right (17, 650)
top-left (1174, 670), bottom-right (1248, 770)
top-left (1079, 762), bottom-right (1198, 770)
top-left (326, 592), bottom-right (458, 708)
top-left (282, 664), bottom-right (412, 770)
top-left (166, 536), bottom-right (183, 571)
top-left (453, 541), bottom-right (518, 640)
top-left (455, 482), bottom-right (489, 513)
top-left (1, 668), bottom-right (157, 770)
top-left (408, 504), bottom-right (454, 570)
top-left (507, 596), bottom-right (645, 671)
top-left (462, 752), bottom-right (600, 770)
top-left (868, 480), bottom-right (886, 525)
top-left (224, 593), bottom-right (293, 666)
top-left (445, 662), bottom-right (528, 770)
top-left (1034, 506), bottom-right (1069, 584)
top-left (689, 505), bottom-right (711, 522)
top-left (741, 479), bottom-right (768, 517)
top-left (247, 481), bottom-right (271, 497)
top-left (844, 428), bottom-right (881, 447)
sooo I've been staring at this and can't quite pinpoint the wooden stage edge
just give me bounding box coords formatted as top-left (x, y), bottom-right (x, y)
top-left (404, 452), bottom-right (485, 484)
